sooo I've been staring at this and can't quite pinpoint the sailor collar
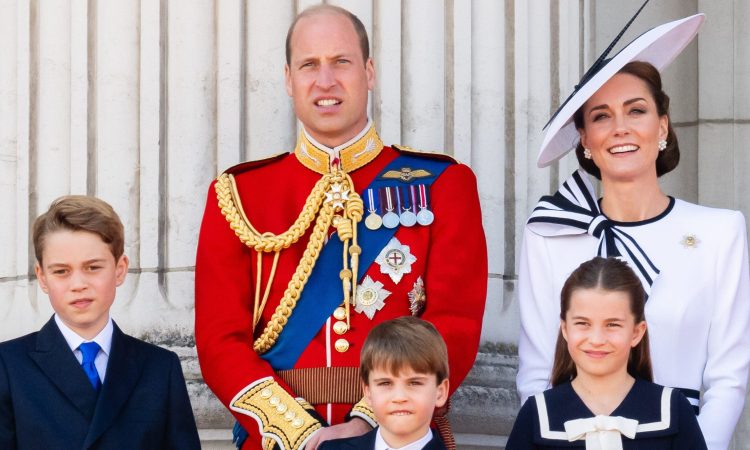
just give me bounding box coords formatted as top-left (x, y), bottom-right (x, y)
top-left (294, 121), bottom-right (384, 174)
top-left (533, 379), bottom-right (678, 446)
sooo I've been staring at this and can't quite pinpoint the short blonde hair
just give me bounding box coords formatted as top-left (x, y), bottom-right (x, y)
top-left (360, 317), bottom-right (449, 385)
top-left (33, 195), bottom-right (125, 264)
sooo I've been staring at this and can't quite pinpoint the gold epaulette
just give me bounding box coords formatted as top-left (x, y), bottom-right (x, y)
top-left (230, 377), bottom-right (322, 450)
top-left (223, 152), bottom-right (288, 176)
top-left (391, 144), bottom-right (457, 164)
top-left (349, 397), bottom-right (378, 428)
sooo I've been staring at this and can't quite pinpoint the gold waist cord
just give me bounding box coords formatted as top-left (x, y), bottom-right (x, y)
top-left (215, 168), bottom-right (363, 354)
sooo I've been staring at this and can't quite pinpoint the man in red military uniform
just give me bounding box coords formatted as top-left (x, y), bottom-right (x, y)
top-left (195, 5), bottom-right (487, 450)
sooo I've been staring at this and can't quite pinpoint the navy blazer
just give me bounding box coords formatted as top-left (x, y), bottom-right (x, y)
top-left (0, 317), bottom-right (201, 449)
top-left (319, 427), bottom-right (447, 450)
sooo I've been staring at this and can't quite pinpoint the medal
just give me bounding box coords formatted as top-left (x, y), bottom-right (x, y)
top-left (354, 275), bottom-right (392, 319)
top-left (364, 188), bottom-right (382, 230)
top-left (408, 276), bottom-right (426, 316)
top-left (399, 186), bottom-right (417, 227)
top-left (417, 209), bottom-right (434, 226)
top-left (365, 214), bottom-right (383, 230)
top-left (375, 237), bottom-right (417, 284)
top-left (381, 187), bottom-right (400, 229)
top-left (416, 184), bottom-right (434, 226)
top-left (325, 183), bottom-right (349, 211)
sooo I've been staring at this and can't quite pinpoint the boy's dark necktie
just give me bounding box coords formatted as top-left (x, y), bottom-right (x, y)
top-left (79, 342), bottom-right (102, 392)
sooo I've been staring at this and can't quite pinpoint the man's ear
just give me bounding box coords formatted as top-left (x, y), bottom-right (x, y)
top-left (365, 58), bottom-right (375, 91)
top-left (35, 263), bottom-right (49, 293)
top-left (284, 64), bottom-right (293, 97)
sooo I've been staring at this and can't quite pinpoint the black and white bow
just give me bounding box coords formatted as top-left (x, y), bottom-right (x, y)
top-left (527, 170), bottom-right (659, 295)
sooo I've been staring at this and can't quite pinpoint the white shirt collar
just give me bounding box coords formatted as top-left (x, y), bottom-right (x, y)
top-left (54, 314), bottom-right (114, 356)
top-left (374, 427), bottom-right (433, 450)
top-left (302, 118), bottom-right (373, 160)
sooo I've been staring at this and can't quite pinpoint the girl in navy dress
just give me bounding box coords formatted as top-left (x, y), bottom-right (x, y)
top-left (507, 257), bottom-right (706, 449)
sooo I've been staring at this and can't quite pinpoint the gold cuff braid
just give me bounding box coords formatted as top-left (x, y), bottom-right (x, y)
top-left (349, 397), bottom-right (378, 428)
top-left (231, 377), bottom-right (322, 450)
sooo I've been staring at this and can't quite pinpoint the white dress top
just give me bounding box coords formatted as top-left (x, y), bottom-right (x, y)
top-left (517, 197), bottom-right (750, 450)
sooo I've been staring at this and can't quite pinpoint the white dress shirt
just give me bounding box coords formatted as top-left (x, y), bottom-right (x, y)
top-left (54, 314), bottom-right (113, 382)
top-left (374, 427), bottom-right (433, 450)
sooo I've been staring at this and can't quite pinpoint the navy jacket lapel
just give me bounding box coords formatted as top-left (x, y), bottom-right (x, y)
top-left (423, 433), bottom-right (448, 450)
top-left (83, 322), bottom-right (142, 449)
top-left (28, 317), bottom-right (99, 419)
top-left (350, 428), bottom-right (377, 449)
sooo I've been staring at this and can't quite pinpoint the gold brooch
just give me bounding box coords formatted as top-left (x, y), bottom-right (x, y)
top-left (680, 234), bottom-right (700, 249)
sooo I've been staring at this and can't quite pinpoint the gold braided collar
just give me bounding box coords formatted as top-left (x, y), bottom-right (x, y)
top-left (294, 125), bottom-right (384, 174)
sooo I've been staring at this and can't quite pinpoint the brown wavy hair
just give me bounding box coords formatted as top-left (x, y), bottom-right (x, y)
top-left (33, 195), bottom-right (125, 264)
top-left (573, 61), bottom-right (680, 180)
top-left (550, 257), bottom-right (653, 386)
top-left (360, 316), bottom-right (449, 385)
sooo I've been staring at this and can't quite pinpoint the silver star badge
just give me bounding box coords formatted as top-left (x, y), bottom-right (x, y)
top-left (375, 237), bottom-right (417, 284)
top-left (325, 183), bottom-right (350, 210)
top-left (354, 276), bottom-right (391, 319)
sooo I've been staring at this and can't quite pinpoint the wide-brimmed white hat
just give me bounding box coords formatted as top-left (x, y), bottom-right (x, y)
top-left (537, 12), bottom-right (705, 168)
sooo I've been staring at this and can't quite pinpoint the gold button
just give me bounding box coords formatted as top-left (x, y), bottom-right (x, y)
top-left (292, 417), bottom-right (305, 429)
top-left (284, 411), bottom-right (296, 422)
top-left (335, 338), bottom-right (350, 353)
top-left (276, 403), bottom-right (288, 414)
top-left (260, 388), bottom-right (273, 399)
top-left (269, 396), bottom-right (280, 406)
top-left (333, 306), bottom-right (346, 321)
top-left (333, 321), bottom-right (348, 335)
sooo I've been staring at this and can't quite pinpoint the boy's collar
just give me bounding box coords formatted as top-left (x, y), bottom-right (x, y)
top-left (375, 426), bottom-right (433, 450)
top-left (54, 314), bottom-right (114, 356)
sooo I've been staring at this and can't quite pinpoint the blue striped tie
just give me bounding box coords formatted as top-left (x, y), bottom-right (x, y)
top-left (79, 342), bottom-right (102, 392)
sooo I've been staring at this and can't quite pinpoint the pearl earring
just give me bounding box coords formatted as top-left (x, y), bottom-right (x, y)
top-left (583, 148), bottom-right (592, 159)
top-left (658, 139), bottom-right (667, 151)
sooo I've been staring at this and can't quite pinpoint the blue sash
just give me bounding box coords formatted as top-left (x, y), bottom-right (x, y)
top-left (261, 154), bottom-right (451, 369)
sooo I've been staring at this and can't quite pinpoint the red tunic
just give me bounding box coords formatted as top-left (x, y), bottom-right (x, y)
top-left (195, 134), bottom-right (487, 449)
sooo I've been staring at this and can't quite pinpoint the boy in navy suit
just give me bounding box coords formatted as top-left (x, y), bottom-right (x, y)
top-left (0, 195), bottom-right (201, 449)
top-left (320, 317), bottom-right (450, 450)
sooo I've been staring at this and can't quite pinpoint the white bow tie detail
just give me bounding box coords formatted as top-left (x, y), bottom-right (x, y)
top-left (564, 415), bottom-right (638, 450)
